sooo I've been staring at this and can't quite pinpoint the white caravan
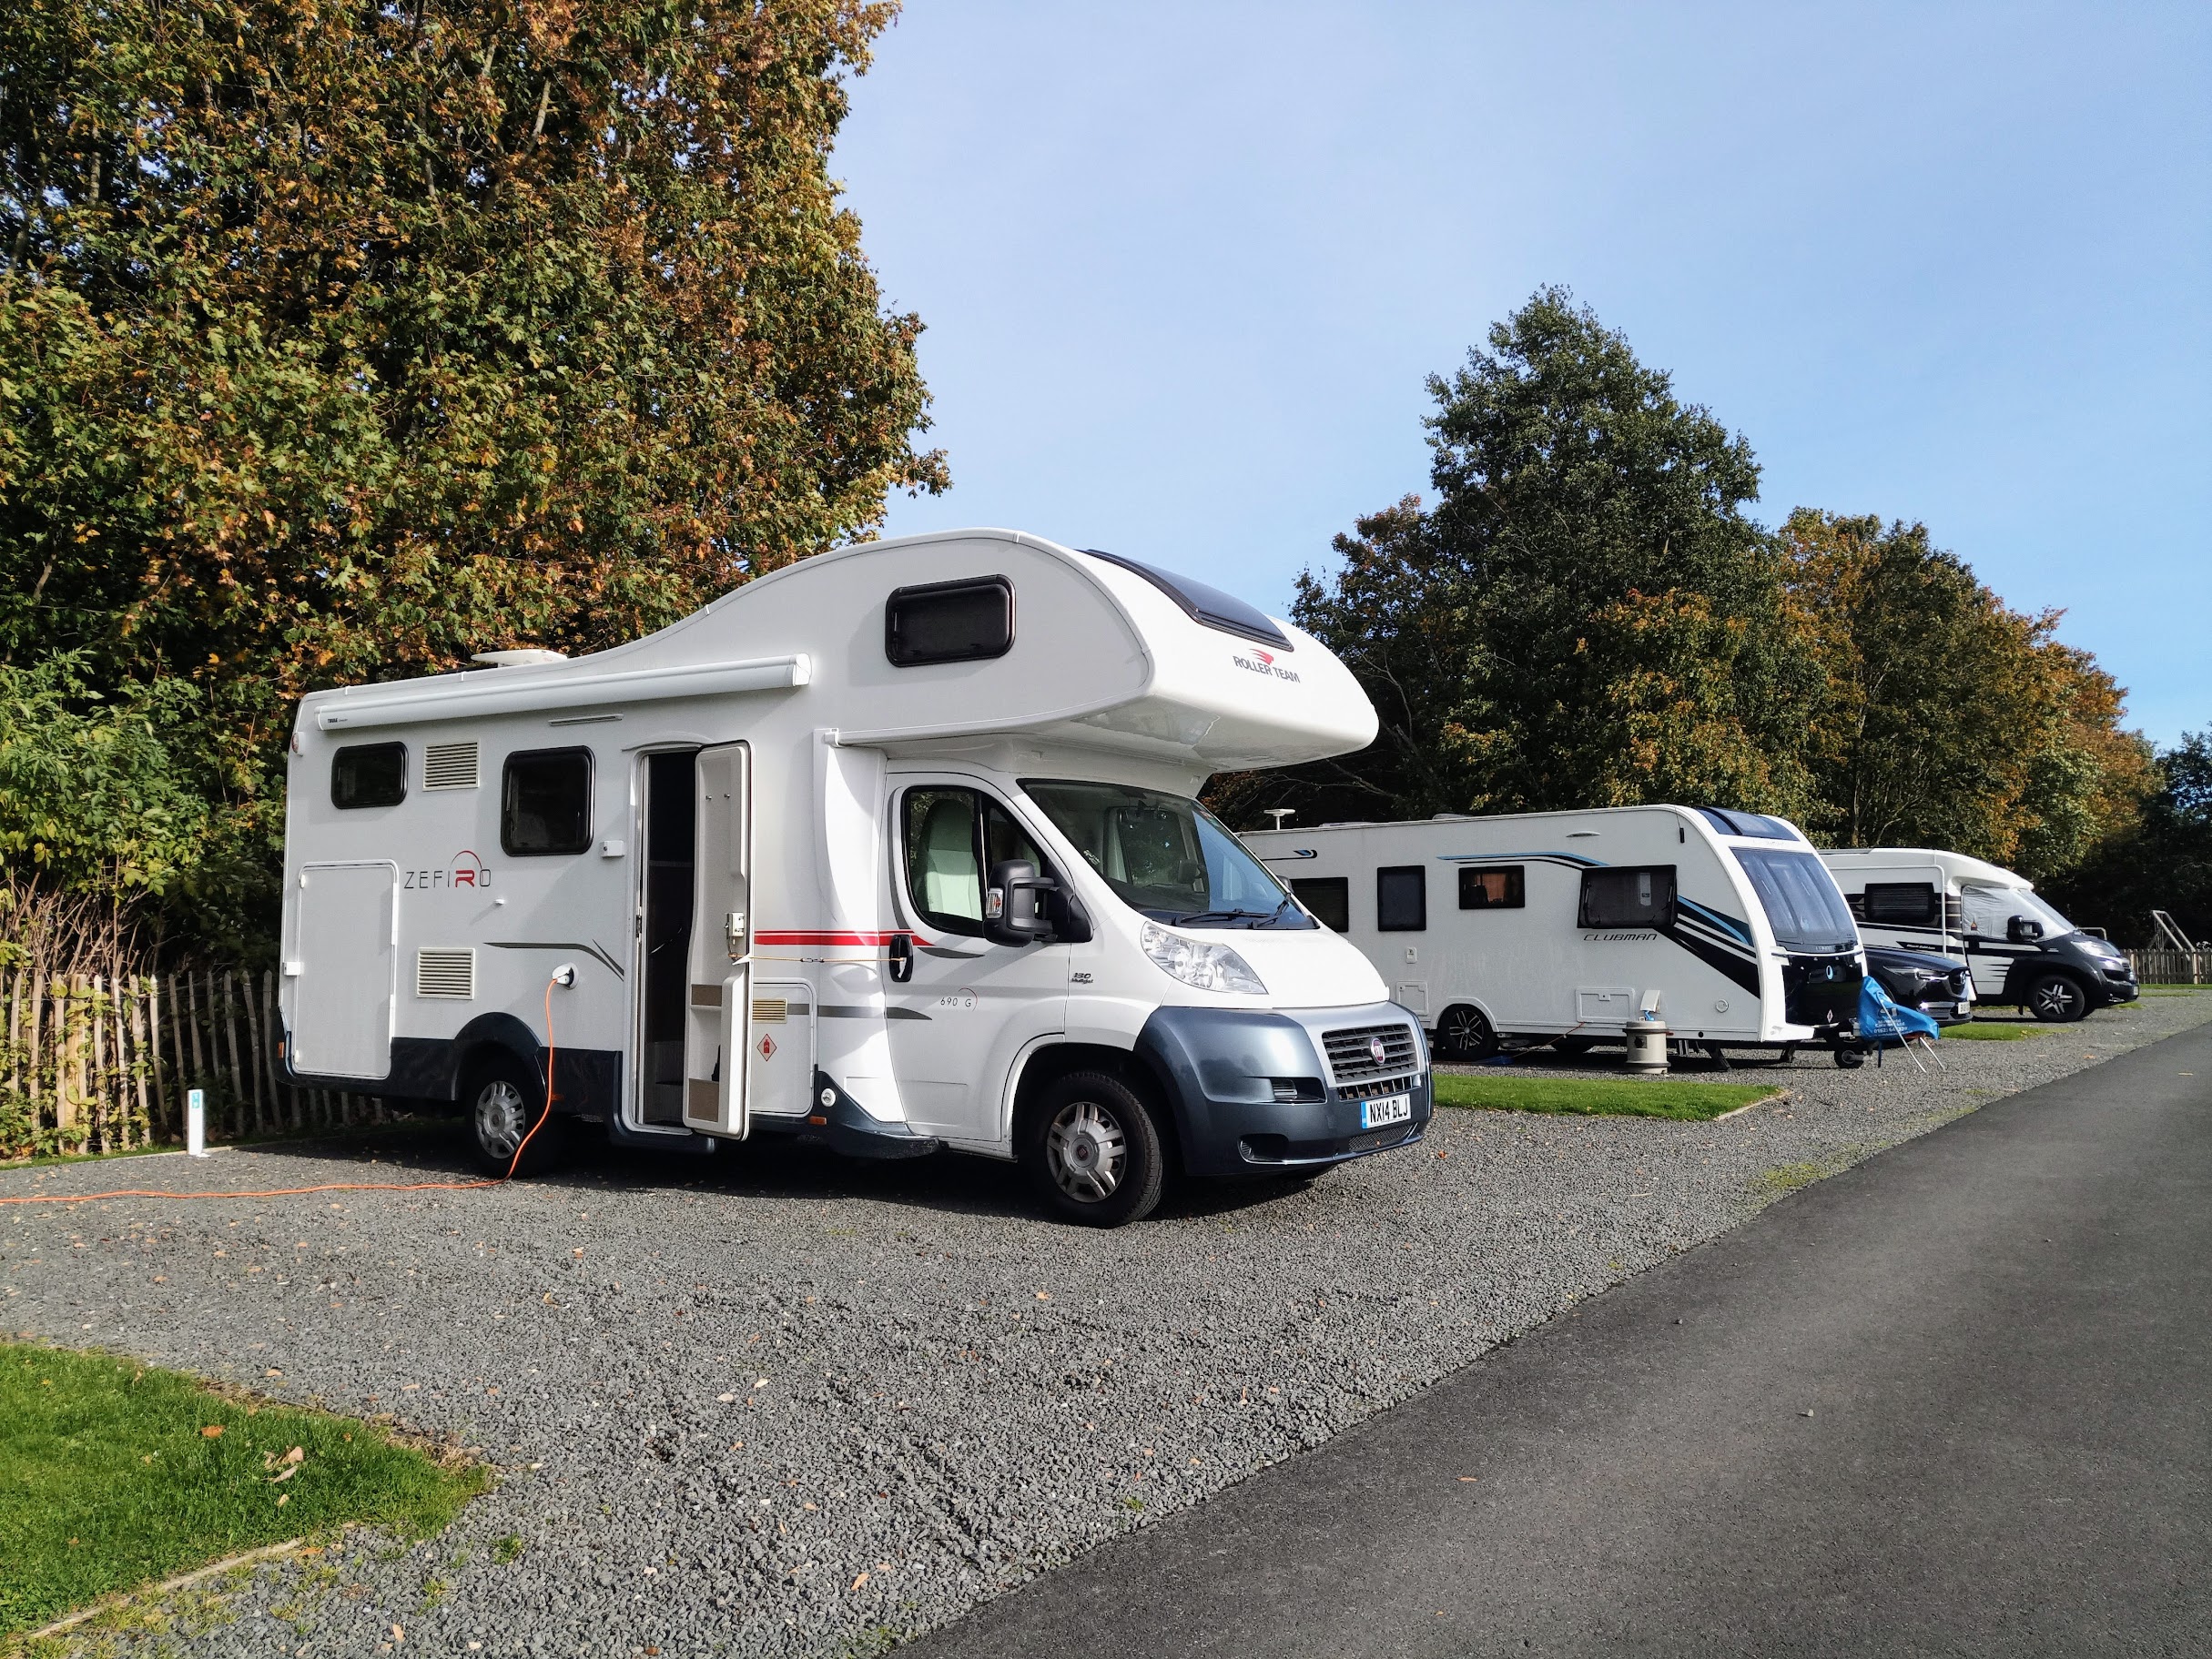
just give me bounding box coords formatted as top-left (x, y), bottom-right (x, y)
top-left (1818, 848), bottom-right (2138, 1023)
top-left (1243, 806), bottom-right (1867, 1064)
top-left (279, 531), bottom-right (1431, 1226)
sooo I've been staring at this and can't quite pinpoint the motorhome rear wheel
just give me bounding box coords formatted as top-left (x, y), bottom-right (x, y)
top-left (464, 1055), bottom-right (570, 1178)
top-left (1024, 1071), bottom-right (1167, 1229)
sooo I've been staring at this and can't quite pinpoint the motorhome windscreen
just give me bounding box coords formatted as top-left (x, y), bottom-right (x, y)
top-left (1962, 885), bottom-right (2075, 939)
top-left (1732, 849), bottom-right (1858, 953)
top-left (1020, 782), bottom-right (1313, 929)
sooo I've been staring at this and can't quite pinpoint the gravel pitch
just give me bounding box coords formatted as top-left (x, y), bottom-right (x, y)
top-left (9, 991), bottom-right (2212, 1657)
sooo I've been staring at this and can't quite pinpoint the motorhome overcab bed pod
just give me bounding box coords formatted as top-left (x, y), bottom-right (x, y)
top-left (1818, 848), bottom-right (2138, 1023)
top-left (279, 530), bottom-right (1431, 1226)
top-left (1243, 806), bottom-right (1867, 1065)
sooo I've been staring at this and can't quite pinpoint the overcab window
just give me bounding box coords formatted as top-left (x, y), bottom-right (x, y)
top-left (502, 748), bottom-right (594, 855)
top-left (330, 743), bottom-right (406, 809)
top-left (1579, 865), bottom-right (1675, 929)
top-left (1290, 877), bottom-right (1349, 932)
top-left (1376, 866), bottom-right (1426, 932)
top-left (885, 576), bottom-right (1015, 666)
top-left (1458, 866), bottom-right (1525, 910)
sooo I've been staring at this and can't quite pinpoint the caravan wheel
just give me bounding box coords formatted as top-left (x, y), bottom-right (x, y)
top-left (1435, 1005), bottom-right (1498, 1061)
top-left (1023, 1072), bottom-right (1166, 1228)
top-left (464, 1056), bottom-right (570, 1178)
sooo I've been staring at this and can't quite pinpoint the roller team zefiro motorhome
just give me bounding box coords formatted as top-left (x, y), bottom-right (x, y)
top-left (1818, 848), bottom-right (2139, 1023)
top-left (1243, 806), bottom-right (1869, 1065)
top-left (279, 530), bottom-right (1431, 1227)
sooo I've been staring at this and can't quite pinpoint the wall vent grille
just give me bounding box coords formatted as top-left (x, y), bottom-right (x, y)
top-left (421, 741), bottom-right (480, 790)
top-left (415, 948), bottom-right (476, 999)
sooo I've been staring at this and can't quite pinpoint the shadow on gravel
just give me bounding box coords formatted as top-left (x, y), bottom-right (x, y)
top-left (215, 1116), bottom-right (1317, 1227)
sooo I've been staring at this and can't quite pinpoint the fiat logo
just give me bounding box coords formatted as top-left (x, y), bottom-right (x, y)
top-left (1369, 1037), bottom-right (1387, 1066)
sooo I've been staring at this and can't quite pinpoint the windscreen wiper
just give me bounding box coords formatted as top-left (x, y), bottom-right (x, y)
top-left (1172, 906), bottom-right (1284, 927)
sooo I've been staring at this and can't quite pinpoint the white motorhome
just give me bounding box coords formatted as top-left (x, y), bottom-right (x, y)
top-left (279, 531), bottom-right (1431, 1226)
top-left (1243, 806), bottom-right (1867, 1065)
top-left (1818, 848), bottom-right (2138, 1023)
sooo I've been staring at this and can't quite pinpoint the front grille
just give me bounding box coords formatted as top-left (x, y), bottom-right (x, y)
top-left (1322, 1022), bottom-right (1420, 1088)
top-left (1337, 1072), bottom-right (1420, 1102)
top-left (1347, 1124), bottom-right (1419, 1155)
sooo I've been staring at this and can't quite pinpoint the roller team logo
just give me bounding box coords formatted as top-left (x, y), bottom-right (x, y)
top-left (403, 850), bottom-right (491, 892)
top-left (1231, 647), bottom-right (1301, 683)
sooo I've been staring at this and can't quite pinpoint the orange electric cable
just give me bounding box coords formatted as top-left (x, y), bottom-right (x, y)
top-left (0, 979), bottom-right (564, 1209)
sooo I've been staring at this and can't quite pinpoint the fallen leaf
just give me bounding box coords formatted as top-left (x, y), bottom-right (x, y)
top-left (277, 1492), bottom-right (289, 1506)
top-left (201, 1424), bottom-right (225, 1438)
top-left (716, 1392), bottom-right (736, 1402)
top-left (1034, 1291), bottom-right (1050, 1300)
top-left (850, 1572), bottom-right (869, 1591)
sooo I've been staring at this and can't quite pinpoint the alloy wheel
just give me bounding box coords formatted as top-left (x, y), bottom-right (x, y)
top-left (474, 1078), bottom-right (528, 1161)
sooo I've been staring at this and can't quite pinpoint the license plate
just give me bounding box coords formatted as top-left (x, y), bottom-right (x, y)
top-left (1362, 1094), bottom-right (1412, 1128)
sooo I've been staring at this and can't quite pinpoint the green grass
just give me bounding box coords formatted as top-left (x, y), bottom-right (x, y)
top-left (1945, 1023), bottom-right (2052, 1041)
top-left (1432, 1072), bottom-right (1779, 1121)
top-left (1, 1343), bottom-right (485, 1638)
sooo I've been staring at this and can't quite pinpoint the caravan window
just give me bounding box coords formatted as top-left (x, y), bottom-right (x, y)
top-left (1732, 850), bottom-right (1857, 953)
top-left (1458, 866), bottom-right (1525, 910)
top-left (1290, 877), bottom-right (1349, 932)
top-left (885, 577), bottom-right (1015, 666)
top-left (1859, 882), bottom-right (1938, 926)
top-left (501, 749), bottom-right (594, 855)
top-left (330, 743), bottom-right (406, 809)
top-left (1579, 865), bottom-right (1675, 929)
top-left (1376, 866), bottom-right (1426, 932)
top-left (901, 787), bottom-right (1053, 937)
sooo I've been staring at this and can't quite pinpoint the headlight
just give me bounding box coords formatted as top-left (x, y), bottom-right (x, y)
top-left (1141, 922), bottom-right (1268, 995)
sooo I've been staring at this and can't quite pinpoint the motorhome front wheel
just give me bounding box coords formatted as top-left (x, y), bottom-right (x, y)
top-left (1024, 1072), bottom-right (1166, 1229)
top-left (2025, 973), bottom-right (2090, 1023)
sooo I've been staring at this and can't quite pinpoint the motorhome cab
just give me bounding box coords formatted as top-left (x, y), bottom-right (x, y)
top-left (1243, 806), bottom-right (1867, 1065)
top-left (279, 531), bottom-right (1430, 1226)
top-left (1818, 848), bottom-right (2138, 1023)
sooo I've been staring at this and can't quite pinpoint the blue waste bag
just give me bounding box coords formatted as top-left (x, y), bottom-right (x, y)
top-left (1860, 976), bottom-right (1941, 1047)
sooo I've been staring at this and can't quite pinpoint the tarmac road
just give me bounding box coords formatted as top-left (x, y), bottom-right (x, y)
top-left (904, 1019), bottom-right (2212, 1657)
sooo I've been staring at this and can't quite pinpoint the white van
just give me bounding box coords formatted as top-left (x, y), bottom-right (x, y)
top-left (1243, 806), bottom-right (1867, 1066)
top-left (1818, 848), bottom-right (2138, 1023)
top-left (279, 530), bottom-right (1430, 1226)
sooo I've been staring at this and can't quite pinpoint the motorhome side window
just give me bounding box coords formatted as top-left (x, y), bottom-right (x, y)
top-left (902, 787), bottom-right (1051, 936)
top-left (1859, 882), bottom-right (1938, 926)
top-left (1578, 865), bottom-right (1675, 929)
top-left (885, 577), bottom-right (1015, 666)
top-left (330, 743), bottom-right (406, 809)
top-left (1376, 866), bottom-right (1426, 931)
top-left (1290, 877), bottom-right (1349, 932)
top-left (501, 748), bottom-right (594, 855)
top-left (1458, 866), bottom-right (1525, 910)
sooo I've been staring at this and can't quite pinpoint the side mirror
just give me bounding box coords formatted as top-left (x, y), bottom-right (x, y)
top-left (985, 859), bottom-right (1055, 946)
top-left (2007, 915), bottom-right (2045, 943)
top-left (886, 932), bottom-right (913, 984)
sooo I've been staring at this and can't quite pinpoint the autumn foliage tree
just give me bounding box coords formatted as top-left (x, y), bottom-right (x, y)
top-left (1780, 511), bottom-right (2153, 876)
top-left (0, 0), bottom-right (942, 952)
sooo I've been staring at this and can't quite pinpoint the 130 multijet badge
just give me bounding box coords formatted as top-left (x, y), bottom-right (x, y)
top-left (403, 850), bottom-right (492, 891)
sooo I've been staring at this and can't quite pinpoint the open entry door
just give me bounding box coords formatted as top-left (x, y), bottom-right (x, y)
top-left (684, 744), bottom-right (752, 1138)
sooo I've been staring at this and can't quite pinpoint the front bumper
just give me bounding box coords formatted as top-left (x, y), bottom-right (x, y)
top-left (1135, 1002), bottom-right (1433, 1178)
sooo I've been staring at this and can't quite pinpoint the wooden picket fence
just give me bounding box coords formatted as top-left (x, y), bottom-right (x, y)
top-left (2126, 949), bottom-right (2206, 986)
top-left (1, 967), bottom-right (384, 1160)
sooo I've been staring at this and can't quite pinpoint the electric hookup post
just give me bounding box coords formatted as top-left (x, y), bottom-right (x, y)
top-left (188, 1088), bottom-right (208, 1158)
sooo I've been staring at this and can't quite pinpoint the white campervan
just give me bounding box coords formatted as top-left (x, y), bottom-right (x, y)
top-left (279, 531), bottom-right (1431, 1226)
top-left (1243, 806), bottom-right (1867, 1066)
top-left (1818, 848), bottom-right (2138, 1023)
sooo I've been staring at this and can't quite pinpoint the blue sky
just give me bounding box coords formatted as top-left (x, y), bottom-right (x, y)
top-left (835, 2), bottom-right (2209, 746)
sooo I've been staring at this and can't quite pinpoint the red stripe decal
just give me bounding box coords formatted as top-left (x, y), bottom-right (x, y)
top-left (754, 930), bottom-right (932, 947)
